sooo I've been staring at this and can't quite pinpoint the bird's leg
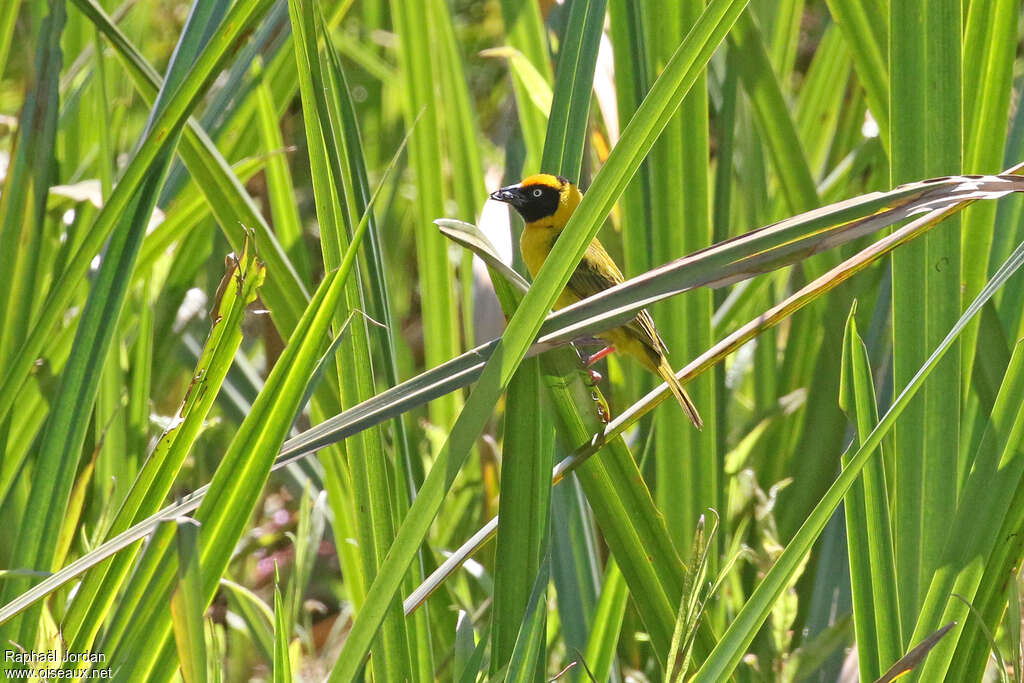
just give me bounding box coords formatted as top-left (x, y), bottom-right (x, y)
top-left (580, 345), bottom-right (615, 385)
top-left (585, 345), bottom-right (616, 367)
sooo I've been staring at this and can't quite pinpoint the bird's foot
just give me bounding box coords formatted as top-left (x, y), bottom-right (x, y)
top-left (594, 393), bottom-right (610, 423)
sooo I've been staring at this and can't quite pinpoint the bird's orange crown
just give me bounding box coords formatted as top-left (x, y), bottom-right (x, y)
top-left (489, 174), bottom-right (581, 227)
top-left (519, 173), bottom-right (566, 190)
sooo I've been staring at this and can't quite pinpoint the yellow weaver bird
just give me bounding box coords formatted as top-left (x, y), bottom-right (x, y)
top-left (490, 173), bottom-right (703, 429)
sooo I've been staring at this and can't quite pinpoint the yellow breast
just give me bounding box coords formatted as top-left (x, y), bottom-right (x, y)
top-left (520, 225), bottom-right (580, 310)
top-left (520, 225), bottom-right (553, 280)
top-left (517, 181), bottom-right (584, 310)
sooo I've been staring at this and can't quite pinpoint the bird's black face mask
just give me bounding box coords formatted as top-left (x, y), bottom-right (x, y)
top-left (490, 183), bottom-right (561, 223)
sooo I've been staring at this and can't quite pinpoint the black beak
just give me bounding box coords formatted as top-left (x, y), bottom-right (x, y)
top-left (489, 186), bottom-right (527, 208)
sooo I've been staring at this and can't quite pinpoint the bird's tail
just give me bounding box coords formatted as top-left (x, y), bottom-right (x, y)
top-left (656, 357), bottom-right (703, 430)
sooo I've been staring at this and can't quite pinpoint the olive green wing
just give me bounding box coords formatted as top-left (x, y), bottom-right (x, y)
top-left (566, 239), bottom-right (668, 359)
top-left (565, 239), bottom-right (625, 299)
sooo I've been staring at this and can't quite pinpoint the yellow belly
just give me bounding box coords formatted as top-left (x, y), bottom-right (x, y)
top-left (518, 224), bottom-right (692, 421)
top-left (521, 224), bottom-right (650, 365)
